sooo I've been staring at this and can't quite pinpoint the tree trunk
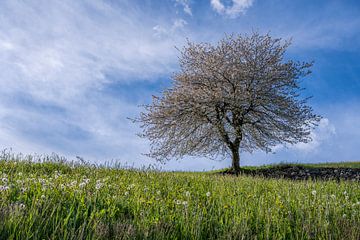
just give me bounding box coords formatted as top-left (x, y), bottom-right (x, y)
top-left (231, 147), bottom-right (240, 173)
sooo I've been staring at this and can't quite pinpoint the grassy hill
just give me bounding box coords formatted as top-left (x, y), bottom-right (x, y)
top-left (0, 154), bottom-right (359, 239)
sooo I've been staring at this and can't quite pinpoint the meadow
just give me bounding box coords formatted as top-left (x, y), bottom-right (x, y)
top-left (0, 152), bottom-right (359, 239)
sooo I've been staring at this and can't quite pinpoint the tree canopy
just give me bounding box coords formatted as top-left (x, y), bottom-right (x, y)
top-left (137, 32), bottom-right (321, 172)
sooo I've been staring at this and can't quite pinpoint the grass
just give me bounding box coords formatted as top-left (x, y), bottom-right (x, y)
top-left (0, 152), bottom-right (359, 239)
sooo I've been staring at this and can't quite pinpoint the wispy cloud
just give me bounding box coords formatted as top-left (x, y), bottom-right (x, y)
top-left (153, 18), bottom-right (188, 37)
top-left (175, 0), bottom-right (192, 16)
top-left (0, 0), bottom-right (189, 164)
top-left (210, 0), bottom-right (254, 18)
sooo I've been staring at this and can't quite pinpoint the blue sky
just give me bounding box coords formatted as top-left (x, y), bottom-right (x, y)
top-left (0, 0), bottom-right (359, 170)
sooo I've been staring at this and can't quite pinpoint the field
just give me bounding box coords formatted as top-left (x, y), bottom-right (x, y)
top-left (0, 153), bottom-right (360, 239)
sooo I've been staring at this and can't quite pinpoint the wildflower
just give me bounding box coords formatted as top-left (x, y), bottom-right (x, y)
top-left (357, 201), bottom-right (360, 205)
top-left (125, 191), bottom-right (129, 196)
top-left (206, 192), bottom-right (211, 197)
top-left (41, 195), bottom-right (46, 199)
top-left (0, 185), bottom-right (9, 191)
top-left (18, 172), bottom-right (23, 176)
top-left (95, 182), bottom-right (102, 190)
top-left (176, 200), bottom-right (182, 205)
top-left (182, 201), bottom-right (188, 206)
top-left (345, 196), bottom-right (349, 201)
top-left (342, 214), bottom-right (347, 218)
top-left (156, 190), bottom-right (161, 195)
top-left (79, 182), bottom-right (86, 188)
top-left (83, 178), bottom-right (90, 184)
top-left (311, 190), bottom-right (317, 196)
top-left (68, 181), bottom-right (77, 187)
top-left (343, 191), bottom-right (347, 195)
top-left (1, 178), bottom-right (8, 183)
top-left (185, 191), bottom-right (191, 197)
top-left (330, 194), bottom-right (336, 199)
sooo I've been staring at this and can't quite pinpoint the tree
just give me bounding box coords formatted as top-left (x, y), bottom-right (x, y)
top-left (136, 32), bottom-right (321, 172)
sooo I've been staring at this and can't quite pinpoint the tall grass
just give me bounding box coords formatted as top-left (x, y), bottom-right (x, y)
top-left (0, 153), bottom-right (359, 239)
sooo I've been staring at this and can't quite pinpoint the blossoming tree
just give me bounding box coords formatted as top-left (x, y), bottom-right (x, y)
top-left (137, 32), bottom-right (321, 172)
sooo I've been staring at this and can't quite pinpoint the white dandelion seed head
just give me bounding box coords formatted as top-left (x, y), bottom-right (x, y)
top-left (0, 185), bottom-right (9, 191)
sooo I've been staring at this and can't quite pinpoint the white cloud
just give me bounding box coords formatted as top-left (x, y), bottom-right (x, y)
top-left (0, 1), bottom-right (190, 165)
top-left (175, 0), bottom-right (192, 16)
top-left (0, 1), bottom-right (188, 103)
top-left (153, 19), bottom-right (187, 37)
top-left (294, 118), bottom-right (336, 152)
top-left (270, 118), bottom-right (336, 153)
top-left (172, 19), bottom-right (188, 30)
top-left (210, 0), bottom-right (254, 18)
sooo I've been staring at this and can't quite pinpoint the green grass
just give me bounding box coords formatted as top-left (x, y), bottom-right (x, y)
top-left (0, 153), bottom-right (359, 239)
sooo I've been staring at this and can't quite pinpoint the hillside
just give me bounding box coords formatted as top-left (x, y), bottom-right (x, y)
top-left (0, 155), bottom-right (360, 239)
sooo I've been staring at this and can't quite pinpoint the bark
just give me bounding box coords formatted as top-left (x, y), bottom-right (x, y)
top-left (231, 147), bottom-right (241, 173)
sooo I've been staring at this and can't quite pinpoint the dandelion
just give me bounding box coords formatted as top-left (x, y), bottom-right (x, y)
top-left (70, 181), bottom-right (77, 187)
top-left (95, 182), bottom-right (102, 190)
top-left (311, 190), bottom-right (317, 196)
top-left (206, 192), bottom-right (211, 197)
top-left (0, 185), bottom-right (9, 191)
